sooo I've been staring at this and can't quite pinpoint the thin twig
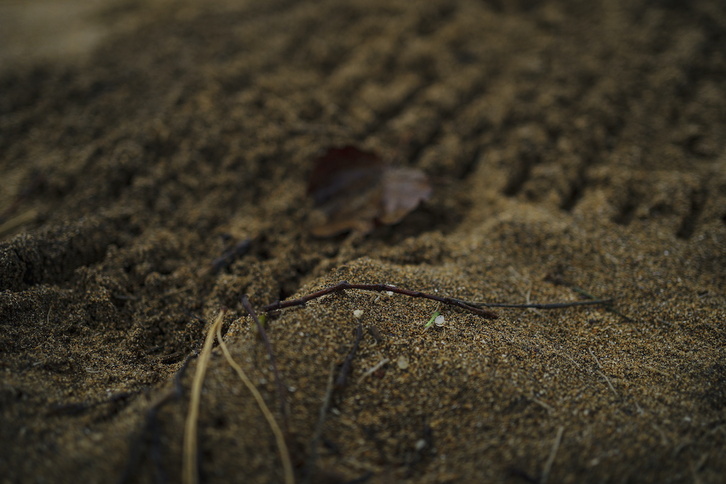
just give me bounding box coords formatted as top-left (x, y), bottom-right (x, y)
top-left (118, 354), bottom-right (194, 484)
top-left (541, 426), bottom-right (564, 484)
top-left (545, 275), bottom-right (631, 322)
top-left (183, 311), bottom-right (225, 484)
top-left (531, 397), bottom-right (554, 414)
top-left (216, 318), bottom-right (294, 484)
top-left (358, 358), bottom-right (390, 384)
top-left (262, 281), bottom-right (498, 319)
top-left (209, 239), bottom-right (252, 275)
top-left (302, 363), bottom-right (336, 484)
top-left (474, 299), bottom-right (612, 310)
top-left (48, 390), bottom-right (137, 417)
top-left (336, 323), bottom-right (363, 389)
top-left (588, 348), bottom-right (619, 397)
top-left (241, 295), bottom-right (290, 430)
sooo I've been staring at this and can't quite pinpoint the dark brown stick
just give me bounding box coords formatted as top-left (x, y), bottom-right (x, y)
top-left (118, 353), bottom-right (195, 484)
top-left (302, 363), bottom-right (336, 484)
top-left (209, 239), bottom-right (252, 275)
top-left (474, 299), bottom-right (612, 310)
top-left (336, 323), bottom-right (363, 389)
top-left (241, 295), bottom-right (290, 430)
top-left (262, 281), bottom-right (499, 319)
top-left (545, 275), bottom-right (631, 321)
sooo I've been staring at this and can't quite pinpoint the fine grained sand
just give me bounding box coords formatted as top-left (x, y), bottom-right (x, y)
top-left (1, 1), bottom-right (724, 482)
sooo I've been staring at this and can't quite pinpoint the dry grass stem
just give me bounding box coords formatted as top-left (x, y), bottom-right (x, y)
top-left (541, 426), bottom-right (564, 484)
top-left (216, 318), bottom-right (294, 484)
top-left (358, 358), bottom-right (390, 384)
top-left (588, 348), bottom-right (619, 397)
top-left (183, 310), bottom-right (225, 484)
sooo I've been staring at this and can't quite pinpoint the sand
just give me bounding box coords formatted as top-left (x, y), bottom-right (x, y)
top-left (1, 0), bottom-right (724, 482)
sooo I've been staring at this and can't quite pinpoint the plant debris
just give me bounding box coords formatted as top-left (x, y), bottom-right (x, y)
top-left (307, 146), bottom-right (432, 237)
top-left (263, 281), bottom-right (499, 319)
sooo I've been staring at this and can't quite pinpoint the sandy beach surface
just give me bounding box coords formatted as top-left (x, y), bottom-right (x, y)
top-left (1, 1), bottom-right (724, 482)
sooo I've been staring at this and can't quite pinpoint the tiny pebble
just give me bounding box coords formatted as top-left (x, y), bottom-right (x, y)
top-left (397, 356), bottom-right (409, 370)
top-left (353, 309), bottom-right (364, 318)
top-left (415, 439), bottom-right (427, 451)
top-left (434, 314), bottom-right (445, 327)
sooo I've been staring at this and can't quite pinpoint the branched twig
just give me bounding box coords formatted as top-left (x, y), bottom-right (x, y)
top-left (263, 281), bottom-right (615, 318)
top-left (588, 347), bottom-right (619, 397)
top-left (262, 281), bottom-right (499, 319)
top-left (241, 295), bottom-right (290, 430)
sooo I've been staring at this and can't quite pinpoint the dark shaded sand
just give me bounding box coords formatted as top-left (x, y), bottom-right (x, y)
top-left (1, 0), bottom-right (725, 482)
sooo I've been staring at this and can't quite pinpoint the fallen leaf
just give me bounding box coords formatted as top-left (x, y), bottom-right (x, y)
top-left (307, 146), bottom-right (432, 237)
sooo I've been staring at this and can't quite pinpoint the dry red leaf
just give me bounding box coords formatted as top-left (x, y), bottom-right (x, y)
top-left (307, 146), bottom-right (432, 237)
